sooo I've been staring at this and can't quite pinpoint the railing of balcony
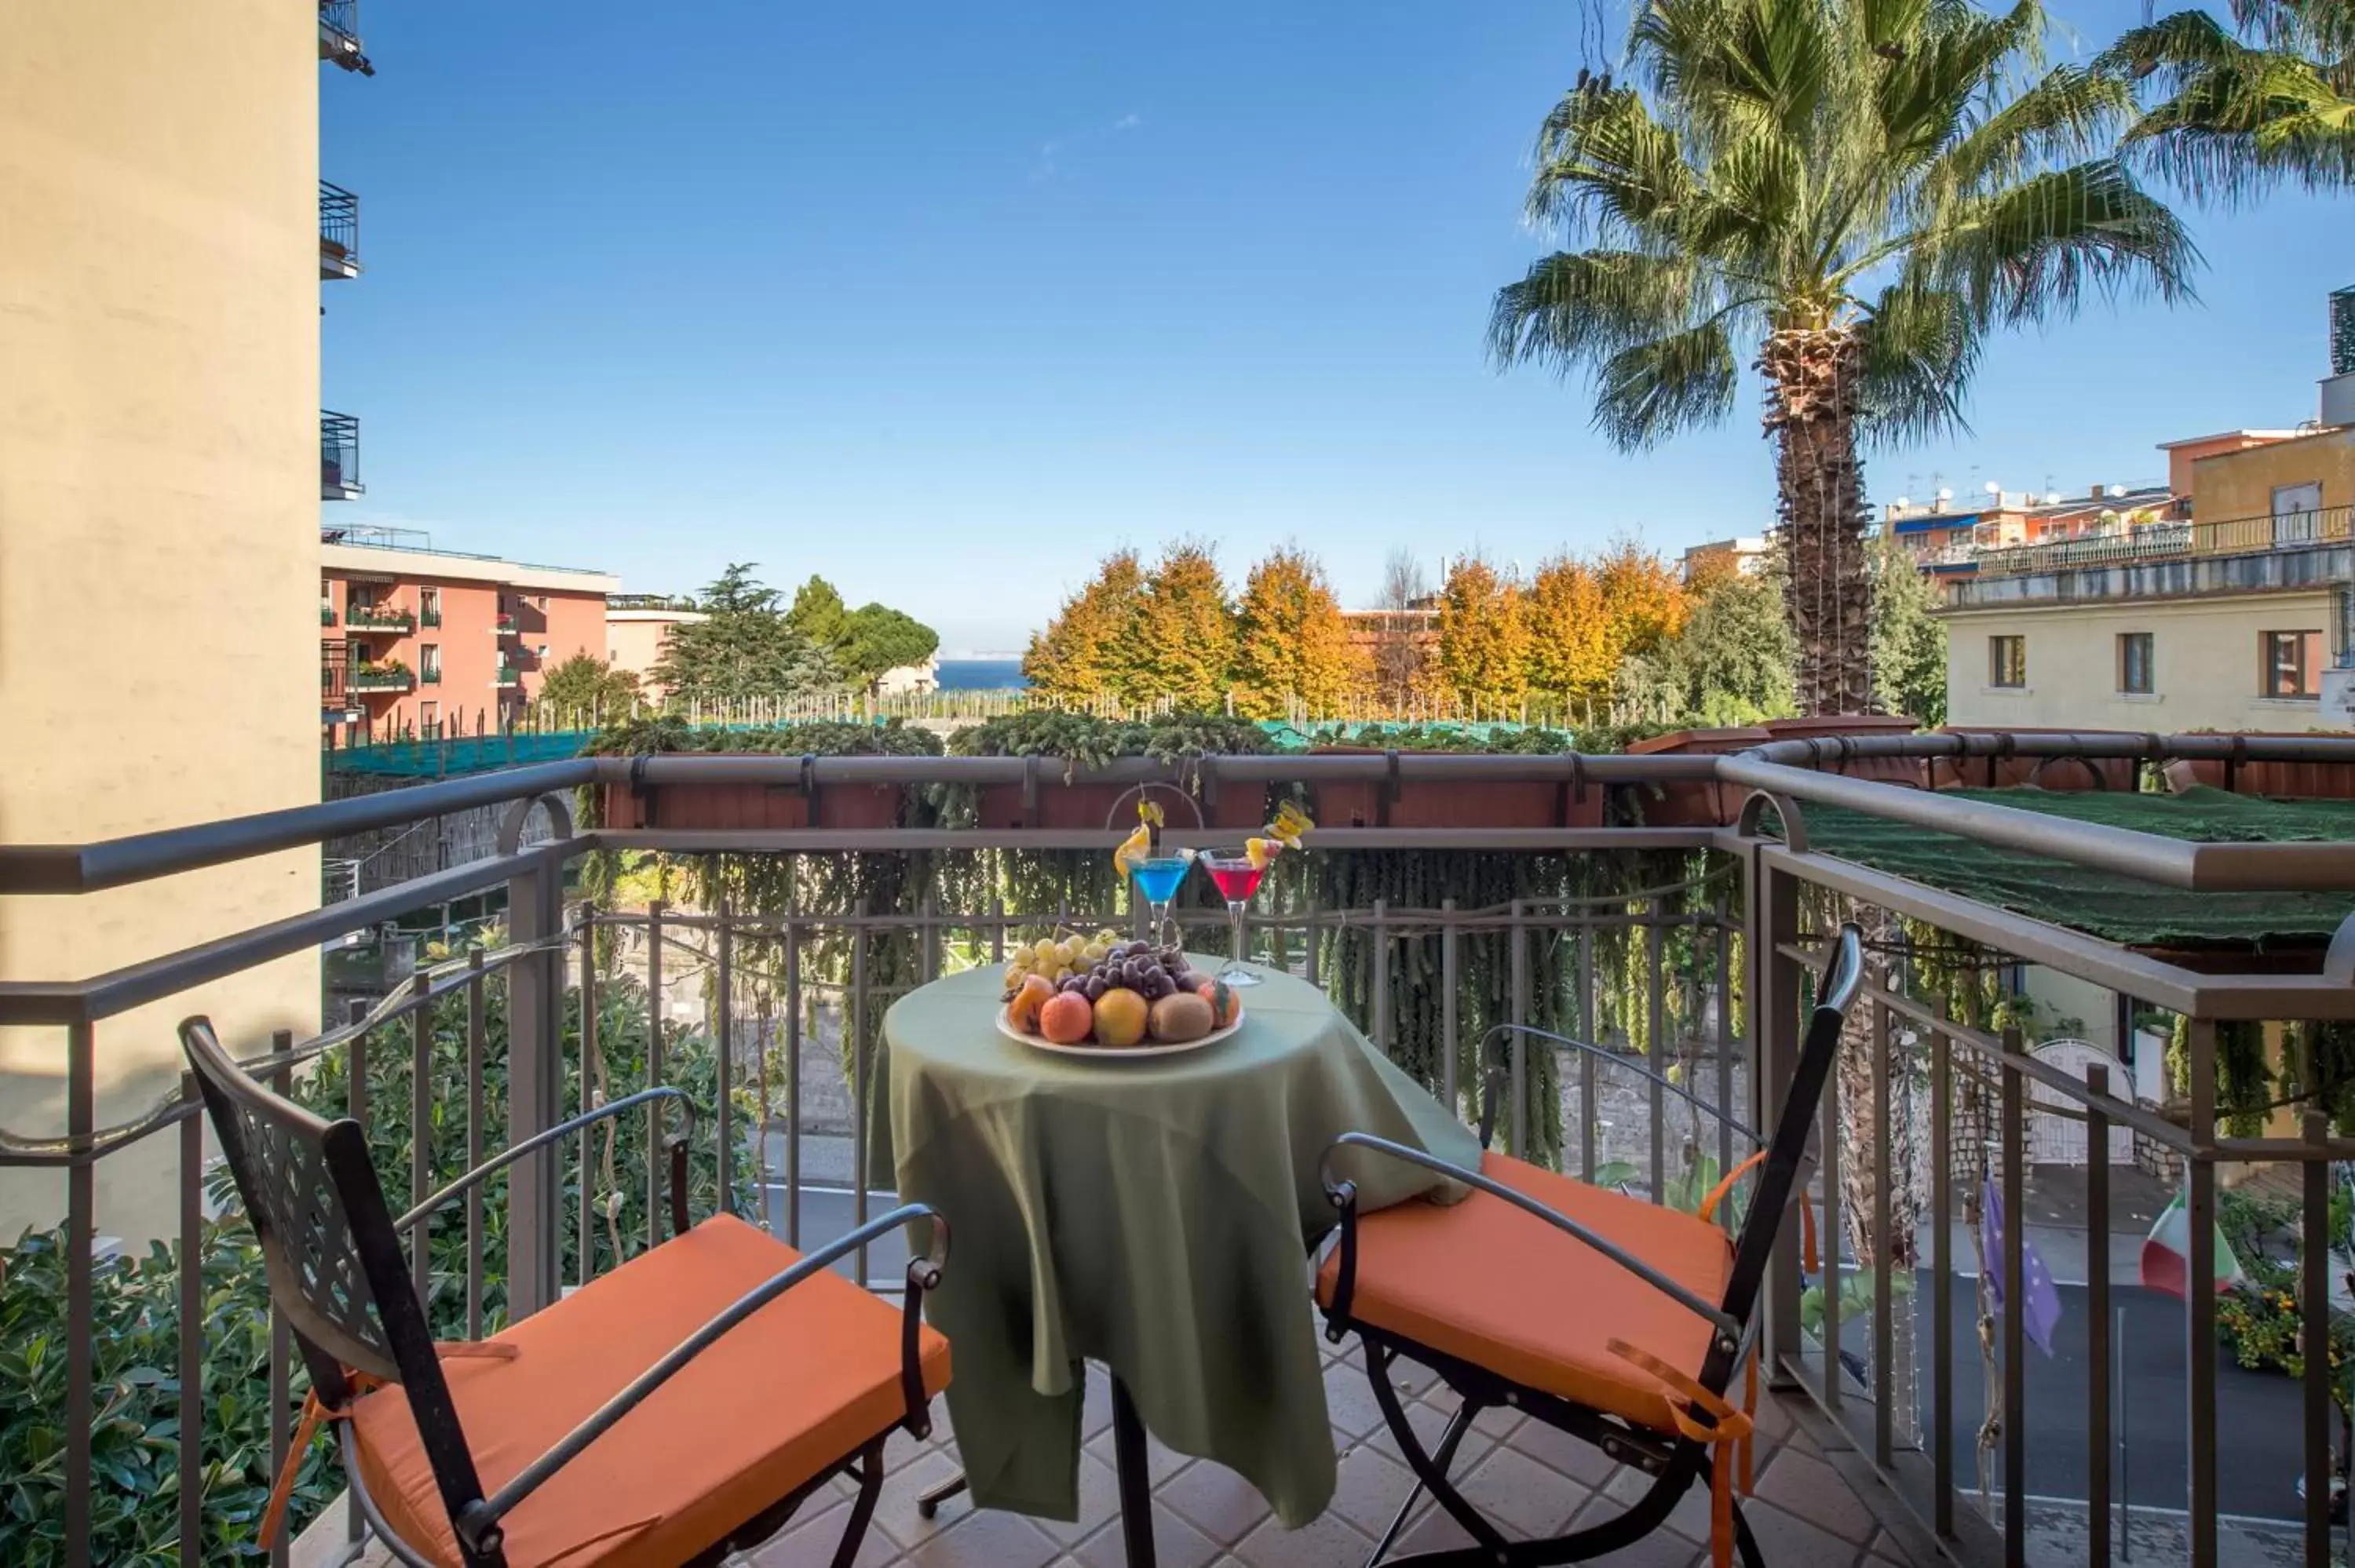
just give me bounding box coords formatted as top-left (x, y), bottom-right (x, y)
top-left (341, 601), bottom-right (414, 633)
top-left (317, 181), bottom-right (359, 273)
top-left (4, 738), bottom-right (2355, 1566)
top-left (319, 410), bottom-right (362, 498)
top-left (1970, 508), bottom-right (2354, 577)
top-left (348, 662), bottom-right (413, 692)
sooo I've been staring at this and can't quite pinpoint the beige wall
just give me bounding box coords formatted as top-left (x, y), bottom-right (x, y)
top-left (607, 611), bottom-right (704, 700)
top-left (2192, 427), bottom-right (2355, 521)
top-left (1943, 592), bottom-right (2344, 735)
top-left (0, 5), bottom-right (322, 1238)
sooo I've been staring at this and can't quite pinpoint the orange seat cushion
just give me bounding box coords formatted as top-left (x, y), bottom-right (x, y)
top-left (349, 1214), bottom-right (951, 1567)
top-left (1316, 1151), bottom-right (1729, 1435)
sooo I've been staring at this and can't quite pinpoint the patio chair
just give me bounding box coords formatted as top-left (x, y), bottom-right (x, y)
top-left (181, 1015), bottom-right (951, 1568)
top-left (1315, 923), bottom-right (1863, 1568)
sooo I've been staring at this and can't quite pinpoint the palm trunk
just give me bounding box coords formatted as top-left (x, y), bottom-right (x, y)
top-left (1759, 325), bottom-right (1872, 717)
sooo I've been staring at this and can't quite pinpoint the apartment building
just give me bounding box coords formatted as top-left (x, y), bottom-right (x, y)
top-left (323, 526), bottom-right (619, 740)
top-left (605, 594), bottom-right (708, 702)
top-left (0, 5), bottom-right (340, 1238)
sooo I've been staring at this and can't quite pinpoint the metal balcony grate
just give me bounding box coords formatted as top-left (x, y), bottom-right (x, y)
top-left (319, 181), bottom-right (360, 277)
top-left (321, 410), bottom-right (363, 500)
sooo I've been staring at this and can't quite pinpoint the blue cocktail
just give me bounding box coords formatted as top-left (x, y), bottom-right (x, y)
top-left (1130, 855), bottom-right (1191, 944)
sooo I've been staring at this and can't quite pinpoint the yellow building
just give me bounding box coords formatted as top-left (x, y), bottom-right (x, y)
top-left (2189, 424), bottom-right (2355, 530)
top-left (0, 5), bottom-right (332, 1238)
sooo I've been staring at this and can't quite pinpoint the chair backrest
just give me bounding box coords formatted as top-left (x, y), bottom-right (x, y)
top-left (181, 1018), bottom-right (492, 1545)
top-left (1712, 923), bottom-right (1864, 1352)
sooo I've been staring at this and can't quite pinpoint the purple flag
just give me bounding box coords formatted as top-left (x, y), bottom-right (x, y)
top-left (1980, 1176), bottom-right (2063, 1357)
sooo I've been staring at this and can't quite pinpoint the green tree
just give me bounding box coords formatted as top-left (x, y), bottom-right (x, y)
top-left (1489, 0), bottom-right (2193, 715)
top-left (1435, 557), bottom-right (1531, 710)
top-left (786, 575), bottom-right (853, 652)
top-left (839, 603), bottom-right (941, 694)
top-left (2108, 0), bottom-right (2353, 200)
top-left (651, 563), bottom-right (838, 704)
top-left (1024, 550), bottom-right (1146, 705)
top-left (1621, 560), bottom-right (1798, 724)
top-left (1870, 532), bottom-right (1948, 724)
top-left (532, 655), bottom-right (642, 724)
top-left (1129, 541), bottom-right (1238, 710)
top-left (1231, 546), bottom-right (1367, 719)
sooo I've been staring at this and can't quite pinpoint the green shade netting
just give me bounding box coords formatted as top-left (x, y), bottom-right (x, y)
top-left (1794, 786), bottom-right (2355, 950)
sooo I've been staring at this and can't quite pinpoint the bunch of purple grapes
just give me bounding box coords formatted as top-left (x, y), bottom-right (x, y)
top-left (1061, 941), bottom-right (1203, 1002)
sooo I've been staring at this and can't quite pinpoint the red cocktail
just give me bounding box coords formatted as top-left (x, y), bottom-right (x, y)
top-left (1196, 846), bottom-right (1276, 987)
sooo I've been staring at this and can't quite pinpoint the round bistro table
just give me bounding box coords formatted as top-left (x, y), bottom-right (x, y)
top-left (882, 957), bottom-right (1479, 1562)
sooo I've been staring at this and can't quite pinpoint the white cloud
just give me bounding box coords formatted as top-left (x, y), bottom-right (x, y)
top-left (1112, 112), bottom-right (1142, 130)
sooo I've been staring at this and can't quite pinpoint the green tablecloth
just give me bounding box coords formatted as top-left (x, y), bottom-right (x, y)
top-left (883, 958), bottom-right (1478, 1527)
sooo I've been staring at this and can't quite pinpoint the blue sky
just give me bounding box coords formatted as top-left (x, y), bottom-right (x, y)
top-left (323, 1), bottom-right (2349, 656)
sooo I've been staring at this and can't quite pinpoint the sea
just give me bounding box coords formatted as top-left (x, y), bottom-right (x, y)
top-left (936, 658), bottom-right (1027, 691)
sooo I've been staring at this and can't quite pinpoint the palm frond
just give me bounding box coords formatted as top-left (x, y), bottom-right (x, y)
top-left (2106, 8), bottom-right (2355, 200)
top-left (1855, 282), bottom-right (1981, 446)
top-left (1528, 85), bottom-right (1711, 245)
top-left (1919, 159), bottom-right (2200, 326)
top-left (1487, 250), bottom-right (1714, 369)
top-left (1591, 323), bottom-right (1742, 450)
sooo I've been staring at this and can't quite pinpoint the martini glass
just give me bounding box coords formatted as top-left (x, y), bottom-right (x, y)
top-left (1197, 849), bottom-right (1269, 986)
top-left (1128, 854), bottom-right (1192, 947)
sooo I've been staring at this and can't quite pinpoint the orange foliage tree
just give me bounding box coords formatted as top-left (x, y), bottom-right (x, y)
top-left (1434, 557), bottom-right (1531, 709)
top-left (1522, 554), bottom-right (1615, 698)
top-left (1231, 546), bottom-right (1367, 719)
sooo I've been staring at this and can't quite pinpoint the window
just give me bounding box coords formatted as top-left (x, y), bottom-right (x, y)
top-left (1988, 636), bottom-right (2027, 688)
top-left (420, 644), bottom-right (441, 683)
top-left (419, 586), bottom-right (441, 626)
top-left (2117, 633), bottom-right (2153, 695)
top-left (2262, 630), bottom-right (2324, 698)
top-left (536, 644), bottom-right (550, 661)
top-left (418, 700), bottom-right (438, 736)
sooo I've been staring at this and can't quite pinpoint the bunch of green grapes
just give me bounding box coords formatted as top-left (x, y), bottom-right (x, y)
top-left (1002, 928), bottom-right (1121, 998)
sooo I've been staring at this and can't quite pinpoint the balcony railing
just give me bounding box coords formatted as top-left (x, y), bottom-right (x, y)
top-left (318, 0), bottom-right (374, 74)
top-left (318, 181), bottom-right (360, 279)
top-left (420, 605), bottom-right (443, 629)
top-left (347, 662), bottom-right (413, 691)
top-left (320, 410), bottom-right (363, 501)
top-left (1970, 507), bottom-right (2353, 578)
top-left (494, 612), bottom-right (518, 633)
top-left (420, 665), bottom-right (441, 685)
top-left (6, 736), bottom-right (2355, 1567)
top-left (342, 603), bottom-right (414, 633)
top-left (493, 660), bottom-right (520, 686)
top-left (319, 603), bottom-right (336, 626)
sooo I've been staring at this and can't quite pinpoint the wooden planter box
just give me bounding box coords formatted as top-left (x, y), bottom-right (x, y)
top-left (973, 778), bottom-right (1269, 832)
top-left (2161, 735), bottom-right (2355, 800)
top-left (1620, 727), bottom-right (1772, 826)
top-left (600, 779), bottom-right (906, 831)
top-left (1931, 727), bottom-right (2140, 793)
top-left (1308, 749), bottom-right (1604, 830)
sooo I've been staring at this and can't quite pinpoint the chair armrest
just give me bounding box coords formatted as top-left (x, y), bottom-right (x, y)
top-left (455, 1203), bottom-right (951, 1558)
top-left (396, 1086), bottom-right (696, 1235)
top-left (1477, 1025), bottom-right (1762, 1152)
top-left (1318, 1132), bottom-right (1740, 1340)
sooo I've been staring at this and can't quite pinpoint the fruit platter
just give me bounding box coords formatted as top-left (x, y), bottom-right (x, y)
top-left (999, 929), bottom-right (1245, 1057)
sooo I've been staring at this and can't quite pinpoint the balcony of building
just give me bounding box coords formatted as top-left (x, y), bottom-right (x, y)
top-left (341, 597), bottom-right (414, 635)
top-left (494, 657), bottom-right (521, 686)
top-left (321, 410), bottom-right (363, 501)
top-left (319, 181), bottom-right (361, 279)
top-left (318, 0), bottom-right (375, 74)
top-left (346, 658), bottom-right (414, 693)
top-left (6, 736), bottom-right (2355, 1568)
top-left (319, 600), bottom-right (337, 627)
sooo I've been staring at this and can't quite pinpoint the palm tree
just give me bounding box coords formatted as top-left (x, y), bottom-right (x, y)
top-left (1489, 0), bottom-right (2196, 714)
top-left (2105, 0), bottom-right (2353, 200)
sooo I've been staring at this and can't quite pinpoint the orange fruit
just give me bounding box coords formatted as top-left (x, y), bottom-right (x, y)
top-left (1093, 987), bottom-right (1149, 1048)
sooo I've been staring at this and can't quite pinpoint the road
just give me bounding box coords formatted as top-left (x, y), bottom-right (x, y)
top-left (1853, 1274), bottom-right (2325, 1520)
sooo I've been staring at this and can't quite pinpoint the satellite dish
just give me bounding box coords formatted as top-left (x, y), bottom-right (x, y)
top-left (1893, 496), bottom-right (1910, 509)
top-left (1937, 487), bottom-right (1954, 501)
top-left (2044, 492), bottom-right (2062, 505)
top-left (1984, 480), bottom-right (2002, 494)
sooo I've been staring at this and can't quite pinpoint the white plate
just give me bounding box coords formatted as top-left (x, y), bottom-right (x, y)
top-left (995, 1004), bottom-right (1246, 1059)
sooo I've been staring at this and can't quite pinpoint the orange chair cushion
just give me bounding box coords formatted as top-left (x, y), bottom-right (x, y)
top-left (349, 1214), bottom-right (951, 1567)
top-left (1316, 1151), bottom-right (1729, 1435)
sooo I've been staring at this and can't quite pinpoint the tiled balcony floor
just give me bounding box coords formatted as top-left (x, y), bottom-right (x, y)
top-left (740, 1338), bottom-right (1929, 1568)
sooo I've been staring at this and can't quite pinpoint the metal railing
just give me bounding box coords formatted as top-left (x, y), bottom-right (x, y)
top-left (1970, 508), bottom-right (2354, 578)
top-left (318, 181), bottom-right (360, 277)
top-left (318, 0), bottom-right (374, 74)
top-left (320, 410), bottom-right (362, 500)
top-left (348, 663), bottom-right (413, 692)
top-left (5, 735), bottom-right (2355, 1567)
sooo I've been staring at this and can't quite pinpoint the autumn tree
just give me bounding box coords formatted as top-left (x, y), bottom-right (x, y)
top-left (1619, 560), bottom-right (1798, 725)
top-left (1129, 541), bottom-right (1238, 709)
top-left (1435, 557), bottom-right (1531, 710)
top-left (1594, 538), bottom-right (1690, 671)
top-left (1523, 554), bottom-right (1615, 698)
top-left (1024, 551), bottom-right (1145, 706)
top-left (1231, 546), bottom-right (1367, 719)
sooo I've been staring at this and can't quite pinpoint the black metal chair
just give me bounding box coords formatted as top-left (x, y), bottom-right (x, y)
top-left (181, 1015), bottom-right (951, 1568)
top-left (1315, 923), bottom-right (1863, 1568)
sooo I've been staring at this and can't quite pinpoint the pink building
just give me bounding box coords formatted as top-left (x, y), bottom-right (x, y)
top-left (320, 527), bottom-right (618, 741)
